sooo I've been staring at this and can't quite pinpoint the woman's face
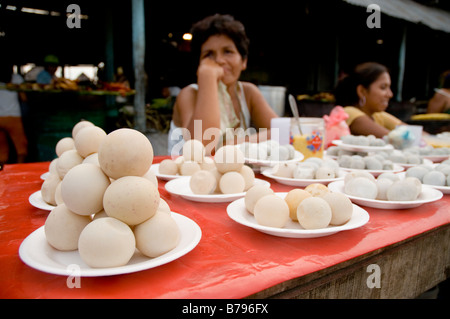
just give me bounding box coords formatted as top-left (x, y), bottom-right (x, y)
top-left (199, 34), bottom-right (247, 86)
top-left (362, 72), bottom-right (394, 112)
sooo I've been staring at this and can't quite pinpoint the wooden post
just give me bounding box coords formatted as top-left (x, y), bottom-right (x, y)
top-left (132, 0), bottom-right (146, 132)
top-left (104, 5), bottom-right (116, 131)
top-left (396, 26), bottom-right (407, 102)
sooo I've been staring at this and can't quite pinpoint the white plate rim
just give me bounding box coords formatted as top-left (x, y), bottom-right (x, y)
top-left (332, 139), bottom-right (394, 152)
top-left (260, 167), bottom-right (345, 186)
top-left (165, 177), bottom-right (270, 203)
top-left (40, 172), bottom-right (50, 180)
top-left (151, 163), bottom-right (181, 181)
top-left (396, 158), bottom-right (433, 168)
top-left (421, 184), bottom-right (450, 194)
top-left (339, 164), bottom-right (405, 176)
top-left (421, 154), bottom-right (450, 163)
top-left (226, 192), bottom-right (370, 238)
top-left (243, 150), bottom-right (304, 167)
top-left (18, 212), bottom-right (202, 277)
top-left (327, 181), bottom-right (443, 209)
top-left (29, 190), bottom-right (55, 211)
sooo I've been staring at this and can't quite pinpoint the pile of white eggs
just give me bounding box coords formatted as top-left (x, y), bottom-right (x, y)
top-left (160, 140), bottom-right (255, 195)
top-left (327, 147), bottom-right (424, 166)
top-left (404, 145), bottom-right (450, 157)
top-left (272, 157), bottom-right (341, 180)
top-left (244, 183), bottom-right (353, 230)
top-left (406, 159), bottom-right (450, 186)
top-left (239, 140), bottom-right (296, 161)
top-left (158, 139), bottom-right (214, 176)
top-left (343, 171), bottom-right (422, 201)
top-left (340, 134), bottom-right (386, 147)
top-left (42, 120), bottom-right (180, 268)
top-left (336, 154), bottom-right (394, 171)
top-left (383, 150), bottom-right (424, 165)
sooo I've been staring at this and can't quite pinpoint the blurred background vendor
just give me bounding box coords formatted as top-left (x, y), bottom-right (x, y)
top-left (36, 54), bottom-right (59, 85)
top-left (334, 62), bottom-right (405, 138)
top-left (0, 63), bottom-right (28, 164)
top-left (427, 70), bottom-right (450, 114)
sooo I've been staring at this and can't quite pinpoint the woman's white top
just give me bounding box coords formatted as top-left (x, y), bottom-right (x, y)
top-left (167, 81), bottom-right (250, 155)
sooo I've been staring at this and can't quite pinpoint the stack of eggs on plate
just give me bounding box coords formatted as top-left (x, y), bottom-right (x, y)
top-left (335, 153), bottom-right (394, 171)
top-left (343, 171), bottom-right (421, 201)
top-left (239, 140), bottom-right (296, 161)
top-left (160, 141), bottom-right (255, 195)
top-left (43, 120), bottom-right (180, 268)
top-left (272, 157), bottom-right (340, 180)
top-left (328, 147), bottom-right (425, 168)
top-left (244, 183), bottom-right (353, 230)
top-left (158, 139), bottom-right (214, 177)
top-left (405, 145), bottom-right (450, 157)
top-left (406, 159), bottom-right (450, 186)
top-left (340, 134), bottom-right (387, 146)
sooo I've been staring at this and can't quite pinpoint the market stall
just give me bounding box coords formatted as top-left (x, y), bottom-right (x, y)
top-left (0, 82), bottom-right (134, 162)
top-left (1, 154), bottom-right (449, 299)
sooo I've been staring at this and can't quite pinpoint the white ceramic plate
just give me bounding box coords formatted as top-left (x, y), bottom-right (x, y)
top-left (40, 172), bottom-right (50, 180)
top-left (150, 163), bottom-right (181, 181)
top-left (243, 150), bottom-right (304, 167)
top-left (421, 184), bottom-right (450, 195)
top-left (260, 166), bottom-right (345, 187)
top-left (339, 164), bottom-right (405, 177)
top-left (29, 191), bottom-right (55, 211)
top-left (19, 212), bottom-right (201, 277)
top-left (327, 181), bottom-right (443, 209)
top-left (226, 192), bottom-right (370, 238)
top-left (165, 177), bottom-right (270, 203)
top-left (421, 155), bottom-right (450, 163)
top-left (396, 158), bottom-right (433, 169)
top-left (333, 140), bottom-right (394, 152)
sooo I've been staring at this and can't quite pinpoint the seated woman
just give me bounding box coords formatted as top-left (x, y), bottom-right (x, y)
top-left (168, 14), bottom-right (278, 156)
top-left (426, 71), bottom-right (450, 114)
top-left (334, 62), bottom-right (405, 138)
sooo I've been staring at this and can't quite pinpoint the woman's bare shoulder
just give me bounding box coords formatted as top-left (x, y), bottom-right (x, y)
top-left (241, 81), bottom-right (259, 94)
top-left (178, 84), bottom-right (198, 98)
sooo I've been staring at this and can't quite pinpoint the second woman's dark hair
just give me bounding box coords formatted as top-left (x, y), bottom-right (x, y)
top-left (190, 14), bottom-right (250, 64)
top-left (334, 62), bottom-right (389, 106)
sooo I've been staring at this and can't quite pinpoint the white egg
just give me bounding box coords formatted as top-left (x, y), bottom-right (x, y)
top-left (323, 192), bottom-right (353, 226)
top-left (45, 203), bottom-right (91, 251)
top-left (182, 139), bottom-right (205, 163)
top-left (72, 120), bottom-right (94, 139)
top-left (41, 173), bottom-right (61, 206)
top-left (239, 165), bottom-right (255, 191)
top-left (134, 212), bottom-right (180, 258)
top-left (56, 149), bottom-right (83, 179)
top-left (103, 176), bottom-right (159, 226)
top-left (98, 128), bottom-right (154, 179)
top-left (219, 171), bottom-right (245, 194)
top-left (214, 145), bottom-right (245, 174)
top-left (78, 217), bottom-right (135, 268)
top-left (190, 170), bottom-right (217, 194)
top-left (55, 137), bottom-right (75, 157)
top-left (159, 159), bottom-right (178, 175)
top-left (74, 126), bottom-right (107, 158)
top-left (245, 185), bottom-right (274, 214)
top-left (254, 194), bottom-right (289, 228)
top-left (344, 177), bottom-right (377, 199)
top-left (297, 197), bottom-right (332, 229)
top-left (61, 163), bottom-right (111, 216)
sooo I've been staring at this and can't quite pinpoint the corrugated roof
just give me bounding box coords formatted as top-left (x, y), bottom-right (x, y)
top-left (343, 0), bottom-right (450, 33)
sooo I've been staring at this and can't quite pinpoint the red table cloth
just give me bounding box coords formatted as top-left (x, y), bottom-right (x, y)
top-left (1, 157), bottom-right (450, 299)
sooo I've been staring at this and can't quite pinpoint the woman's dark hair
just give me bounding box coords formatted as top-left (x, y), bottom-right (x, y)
top-left (190, 14), bottom-right (250, 63)
top-left (441, 71), bottom-right (450, 89)
top-left (334, 62), bottom-right (389, 106)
